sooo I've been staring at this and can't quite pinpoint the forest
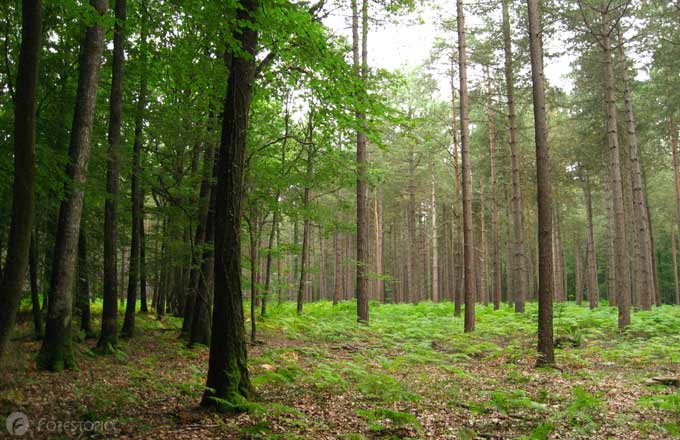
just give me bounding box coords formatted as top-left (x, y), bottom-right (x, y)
top-left (1, 0), bottom-right (680, 438)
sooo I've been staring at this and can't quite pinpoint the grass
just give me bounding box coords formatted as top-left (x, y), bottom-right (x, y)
top-left (4, 299), bottom-right (680, 438)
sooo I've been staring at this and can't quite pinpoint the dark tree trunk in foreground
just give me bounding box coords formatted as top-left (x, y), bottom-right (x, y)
top-left (202, 0), bottom-right (258, 409)
top-left (77, 226), bottom-right (93, 337)
top-left (502, 0), bottom-right (527, 313)
top-left (457, 0), bottom-right (476, 332)
top-left (0, 0), bottom-right (41, 361)
top-left (38, 0), bottom-right (108, 371)
top-left (139, 204), bottom-right (148, 312)
top-left (354, 0), bottom-right (369, 322)
top-left (100, 0), bottom-right (126, 349)
top-left (527, 0), bottom-right (554, 367)
top-left (262, 205), bottom-right (278, 316)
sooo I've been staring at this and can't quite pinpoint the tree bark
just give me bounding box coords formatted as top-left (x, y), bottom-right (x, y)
top-left (488, 78), bottom-right (501, 310)
top-left (0, 0), bottom-right (41, 361)
top-left (100, 0), bottom-right (126, 349)
top-left (601, 17), bottom-right (631, 328)
top-left (431, 177), bottom-right (439, 302)
top-left (38, 0), bottom-right (107, 370)
top-left (77, 225), bottom-right (93, 337)
top-left (202, 0), bottom-right (257, 408)
top-left (354, 0), bottom-right (369, 322)
top-left (527, 0), bottom-right (554, 366)
top-left (582, 174), bottom-right (600, 308)
top-left (449, 54), bottom-right (463, 316)
top-left (503, 0), bottom-right (527, 313)
top-left (457, 0), bottom-right (476, 332)
top-left (574, 234), bottom-right (583, 304)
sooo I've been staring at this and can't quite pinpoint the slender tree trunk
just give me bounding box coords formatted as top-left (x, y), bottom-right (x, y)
top-left (505, 187), bottom-right (514, 305)
top-left (353, 0), bottom-right (369, 322)
top-left (0, 0), bottom-right (41, 361)
top-left (583, 174), bottom-right (599, 308)
top-left (601, 19), bottom-right (631, 329)
top-left (479, 177), bottom-right (488, 305)
top-left (248, 216), bottom-right (259, 342)
top-left (100, 0), bottom-right (125, 349)
top-left (503, 0), bottom-right (527, 313)
top-left (333, 228), bottom-right (341, 305)
top-left (38, 0), bottom-right (107, 370)
top-left (262, 205), bottom-right (278, 316)
top-left (449, 54), bottom-right (463, 316)
top-left (407, 146), bottom-right (416, 304)
top-left (139, 203), bottom-right (148, 312)
top-left (375, 192), bottom-right (384, 302)
top-left (457, 0), bottom-right (476, 331)
top-left (619, 39), bottom-right (652, 310)
top-left (190, 187), bottom-right (214, 347)
top-left (603, 170), bottom-right (617, 306)
top-left (202, 0), bottom-right (257, 408)
top-left (574, 234), bottom-right (583, 304)
top-left (77, 225), bottom-right (93, 337)
top-left (671, 114), bottom-right (680, 248)
top-left (431, 177), bottom-right (439, 302)
top-left (673, 228), bottom-right (680, 305)
top-left (30, 230), bottom-right (42, 339)
top-left (527, 0), bottom-right (554, 367)
top-left (488, 80), bottom-right (501, 310)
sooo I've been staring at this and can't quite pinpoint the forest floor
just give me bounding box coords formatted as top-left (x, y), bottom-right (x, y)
top-left (3, 301), bottom-right (680, 439)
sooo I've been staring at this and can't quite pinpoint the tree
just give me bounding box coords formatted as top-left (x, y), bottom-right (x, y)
top-left (38, 0), bottom-right (108, 371)
top-left (0, 0), bottom-right (41, 361)
top-left (527, 0), bottom-right (554, 366)
top-left (456, 0), bottom-right (476, 332)
top-left (101, 0), bottom-right (126, 347)
top-left (201, 0), bottom-right (258, 409)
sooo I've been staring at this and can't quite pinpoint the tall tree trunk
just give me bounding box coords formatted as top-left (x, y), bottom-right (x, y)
top-left (297, 122), bottom-right (314, 314)
top-left (375, 192), bottom-right (384, 302)
top-left (583, 174), bottom-right (600, 308)
top-left (671, 114), bottom-right (680, 249)
top-left (122, 0), bottom-right (148, 334)
top-left (0, 0), bottom-right (41, 361)
top-left (100, 0), bottom-right (125, 350)
top-left (333, 228), bottom-right (341, 305)
top-left (30, 229), bottom-right (42, 339)
top-left (673, 228), bottom-right (680, 305)
top-left (527, 0), bottom-right (554, 366)
top-left (431, 177), bottom-right (439, 302)
top-left (202, 0), bottom-right (258, 408)
top-left (38, 0), bottom-right (107, 370)
top-left (457, 0), bottom-right (476, 331)
top-left (407, 146), bottom-right (416, 304)
top-left (449, 54), bottom-right (463, 316)
top-left (262, 205), bottom-right (278, 316)
top-left (190, 187), bottom-right (214, 347)
top-left (248, 215), bottom-right (259, 343)
top-left (479, 176), bottom-right (488, 305)
top-left (603, 170), bottom-right (617, 306)
top-left (77, 225), bottom-right (93, 337)
top-left (574, 234), bottom-right (583, 304)
top-left (139, 201), bottom-right (148, 312)
top-left (601, 17), bottom-right (631, 329)
top-left (505, 187), bottom-right (514, 305)
top-left (619, 39), bottom-right (653, 310)
top-left (353, 0), bottom-right (369, 322)
top-left (488, 79), bottom-right (502, 310)
top-left (502, 0), bottom-right (527, 313)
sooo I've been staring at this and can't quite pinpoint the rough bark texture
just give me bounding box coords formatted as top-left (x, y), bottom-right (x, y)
top-left (527, 0), bottom-right (554, 367)
top-left (202, 0), bottom-right (258, 409)
top-left (601, 20), bottom-right (631, 329)
top-left (457, 0), bottom-right (476, 332)
top-left (0, 0), bottom-right (41, 361)
top-left (77, 225), bottom-right (93, 337)
top-left (38, 0), bottom-right (107, 371)
top-left (502, 0), bottom-right (527, 313)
